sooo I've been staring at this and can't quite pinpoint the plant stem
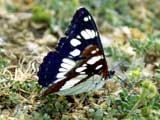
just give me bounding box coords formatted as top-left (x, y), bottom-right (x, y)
top-left (125, 93), bottom-right (145, 119)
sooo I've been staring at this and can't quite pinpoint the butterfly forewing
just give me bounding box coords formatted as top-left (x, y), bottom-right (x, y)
top-left (38, 7), bottom-right (109, 95)
top-left (56, 8), bottom-right (104, 60)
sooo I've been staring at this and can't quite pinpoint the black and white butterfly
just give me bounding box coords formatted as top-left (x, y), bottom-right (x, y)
top-left (38, 7), bottom-right (115, 96)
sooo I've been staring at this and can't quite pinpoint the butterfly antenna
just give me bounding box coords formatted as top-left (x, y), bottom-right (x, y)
top-left (108, 60), bottom-right (129, 87)
top-left (110, 60), bottom-right (124, 71)
top-left (107, 60), bottom-right (123, 78)
top-left (112, 63), bottom-right (130, 88)
top-left (114, 73), bottom-right (124, 81)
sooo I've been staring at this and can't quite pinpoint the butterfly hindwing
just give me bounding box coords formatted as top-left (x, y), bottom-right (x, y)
top-left (40, 45), bottom-right (108, 95)
top-left (38, 7), bottom-right (109, 95)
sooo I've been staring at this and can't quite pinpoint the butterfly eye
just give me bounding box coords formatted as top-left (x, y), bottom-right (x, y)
top-left (38, 7), bottom-right (112, 96)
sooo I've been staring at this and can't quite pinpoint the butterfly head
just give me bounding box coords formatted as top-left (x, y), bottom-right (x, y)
top-left (108, 70), bottom-right (115, 79)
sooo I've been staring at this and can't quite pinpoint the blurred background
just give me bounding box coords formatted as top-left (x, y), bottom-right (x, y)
top-left (0, 0), bottom-right (160, 120)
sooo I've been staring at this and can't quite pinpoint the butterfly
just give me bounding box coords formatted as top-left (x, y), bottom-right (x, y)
top-left (37, 7), bottom-right (115, 96)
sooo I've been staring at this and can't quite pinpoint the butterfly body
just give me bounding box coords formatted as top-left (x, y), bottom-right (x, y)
top-left (38, 7), bottom-right (114, 95)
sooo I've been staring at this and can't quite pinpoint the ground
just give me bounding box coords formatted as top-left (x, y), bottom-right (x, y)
top-left (0, 0), bottom-right (160, 120)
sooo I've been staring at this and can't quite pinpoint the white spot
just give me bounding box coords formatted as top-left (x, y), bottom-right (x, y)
top-left (82, 64), bottom-right (87, 67)
top-left (81, 30), bottom-right (90, 39)
top-left (56, 72), bottom-right (66, 78)
top-left (95, 65), bottom-right (103, 70)
top-left (85, 29), bottom-right (95, 39)
top-left (58, 59), bottom-right (76, 78)
top-left (95, 32), bottom-right (98, 36)
top-left (88, 16), bottom-right (91, 20)
top-left (61, 63), bottom-right (73, 70)
top-left (54, 78), bottom-right (65, 83)
top-left (84, 16), bottom-right (89, 22)
top-left (70, 49), bottom-right (81, 57)
top-left (70, 39), bottom-right (81, 47)
top-left (80, 72), bottom-right (86, 74)
top-left (59, 68), bottom-right (67, 72)
top-left (77, 75), bottom-right (87, 79)
top-left (77, 35), bottom-right (81, 39)
top-left (81, 29), bottom-right (96, 39)
top-left (75, 67), bottom-right (86, 72)
top-left (60, 79), bottom-right (80, 90)
top-left (87, 56), bottom-right (102, 65)
top-left (62, 58), bottom-right (76, 66)
top-left (91, 50), bottom-right (97, 54)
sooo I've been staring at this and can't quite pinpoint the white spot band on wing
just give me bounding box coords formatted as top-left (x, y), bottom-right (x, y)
top-left (91, 50), bottom-right (97, 54)
top-left (84, 16), bottom-right (89, 22)
top-left (62, 58), bottom-right (76, 66)
top-left (54, 77), bottom-right (66, 83)
top-left (61, 63), bottom-right (73, 70)
top-left (76, 35), bottom-right (81, 39)
top-left (87, 56), bottom-right (102, 65)
top-left (70, 39), bottom-right (81, 47)
top-left (82, 64), bottom-right (87, 67)
top-left (88, 16), bottom-right (91, 20)
top-left (85, 29), bottom-right (95, 39)
top-left (59, 68), bottom-right (67, 72)
top-left (95, 64), bottom-right (103, 70)
top-left (56, 72), bottom-right (66, 78)
top-left (81, 30), bottom-right (90, 39)
top-left (75, 66), bottom-right (86, 72)
top-left (70, 49), bottom-right (81, 57)
top-left (81, 29), bottom-right (96, 39)
top-left (60, 79), bottom-right (80, 90)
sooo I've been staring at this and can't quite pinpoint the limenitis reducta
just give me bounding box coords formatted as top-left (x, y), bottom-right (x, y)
top-left (38, 7), bottom-right (115, 96)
